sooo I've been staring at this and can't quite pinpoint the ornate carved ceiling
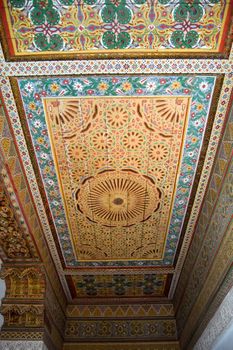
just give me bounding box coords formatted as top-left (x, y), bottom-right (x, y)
top-left (0, 1), bottom-right (232, 349)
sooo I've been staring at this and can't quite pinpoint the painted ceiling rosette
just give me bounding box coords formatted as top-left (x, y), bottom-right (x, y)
top-left (17, 75), bottom-right (215, 268)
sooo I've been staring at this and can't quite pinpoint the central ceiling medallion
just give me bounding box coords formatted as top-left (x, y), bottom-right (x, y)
top-left (76, 171), bottom-right (161, 227)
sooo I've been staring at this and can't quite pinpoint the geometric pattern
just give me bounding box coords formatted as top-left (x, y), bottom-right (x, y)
top-left (1, 0), bottom-right (231, 58)
top-left (65, 318), bottom-right (177, 340)
top-left (0, 341), bottom-right (47, 349)
top-left (44, 96), bottom-right (190, 261)
top-left (0, 90), bottom-right (68, 307)
top-left (174, 96), bottom-right (233, 347)
top-left (0, 2), bottom-right (232, 347)
top-left (62, 345), bottom-right (180, 350)
top-left (175, 106), bottom-right (233, 311)
top-left (66, 304), bottom-right (174, 318)
top-left (18, 75), bottom-right (215, 267)
top-left (193, 286), bottom-right (233, 350)
top-left (70, 274), bottom-right (168, 297)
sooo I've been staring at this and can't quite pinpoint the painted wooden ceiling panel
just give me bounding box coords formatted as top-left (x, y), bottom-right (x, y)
top-left (44, 95), bottom-right (190, 262)
top-left (16, 75), bottom-right (216, 269)
top-left (0, 1), bottom-right (232, 342)
top-left (0, 0), bottom-right (232, 59)
top-left (69, 274), bottom-right (168, 298)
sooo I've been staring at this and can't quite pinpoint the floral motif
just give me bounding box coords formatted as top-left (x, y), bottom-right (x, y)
top-left (67, 144), bottom-right (88, 162)
top-left (101, 1), bottom-right (132, 49)
top-left (74, 274), bottom-right (167, 297)
top-left (19, 75), bottom-right (215, 268)
top-left (5, 0), bottom-right (225, 55)
top-left (106, 105), bottom-right (129, 128)
top-left (122, 156), bottom-right (143, 169)
top-left (122, 131), bottom-right (144, 150)
top-left (91, 131), bottom-right (114, 150)
top-left (93, 157), bottom-right (114, 170)
top-left (138, 274), bottom-right (164, 295)
top-left (131, 321), bottom-right (144, 336)
top-left (149, 143), bottom-right (169, 162)
top-left (77, 170), bottom-right (161, 227)
top-left (149, 166), bottom-right (166, 182)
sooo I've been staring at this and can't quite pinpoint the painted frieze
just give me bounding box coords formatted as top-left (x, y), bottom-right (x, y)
top-left (0, 0), bottom-right (232, 58)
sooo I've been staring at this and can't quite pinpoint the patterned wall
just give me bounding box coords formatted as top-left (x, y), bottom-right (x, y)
top-left (174, 94), bottom-right (233, 348)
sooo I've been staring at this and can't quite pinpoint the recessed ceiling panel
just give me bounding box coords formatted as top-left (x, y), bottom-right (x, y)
top-left (44, 96), bottom-right (190, 261)
top-left (17, 75), bottom-right (216, 268)
top-left (1, 0), bottom-right (231, 59)
top-left (68, 274), bottom-right (168, 298)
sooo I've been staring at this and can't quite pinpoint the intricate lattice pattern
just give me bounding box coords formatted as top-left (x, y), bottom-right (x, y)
top-left (71, 274), bottom-right (167, 297)
top-left (44, 96), bottom-right (189, 261)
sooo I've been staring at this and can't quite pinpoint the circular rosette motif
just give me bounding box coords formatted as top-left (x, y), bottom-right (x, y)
top-left (67, 144), bottom-right (88, 163)
top-left (121, 130), bottom-right (145, 150)
top-left (92, 156), bottom-right (114, 171)
top-left (122, 156), bottom-right (143, 169)
top-left (90, 130), bottom-right (114, 151)
top-left (76, 170), bottom-right (161, 227)
top-left (149, 142), bottom-right (169, 162)
top-left (149, 165), bottom-right (166, 183)
top-left (106, 105), bottom-right (130, 129)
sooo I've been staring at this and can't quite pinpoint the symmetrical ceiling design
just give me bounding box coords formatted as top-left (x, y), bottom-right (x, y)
top-left (44, 95), bottom-right (191, 262)
top-left (69, 273), bottom-right (169, 297)
top-left (0, 0), bottom-right (232, 58)
top-left (0, 1), bottom-right (233, 349)
top-left (17, 75), bottom-right (216, 271)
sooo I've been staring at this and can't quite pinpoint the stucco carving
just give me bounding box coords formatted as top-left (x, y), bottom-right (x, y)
top-left (0, 340), bottom-right (47, 350)
top-left (194, 286), bottom-right (233, 350)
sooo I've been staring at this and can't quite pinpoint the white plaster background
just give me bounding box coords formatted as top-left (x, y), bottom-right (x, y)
top-left (194, 286), bottom-right (233, 350)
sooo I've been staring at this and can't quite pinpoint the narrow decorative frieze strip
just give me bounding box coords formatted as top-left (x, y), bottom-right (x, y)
top-left (0, 60), bottom-right (232, 77)
top-left (63, 342), bottom-right (180, 350)
top-left (180, 219), bottom-right (233, 348)
top-left (66, 304), bottom-right (174, 318)
top-left (65, 319), bottom-right (177, 340)
top-left (64, 267), bottom-right (174, 275)
top-left (0, 332), bottom-right (43, 340)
